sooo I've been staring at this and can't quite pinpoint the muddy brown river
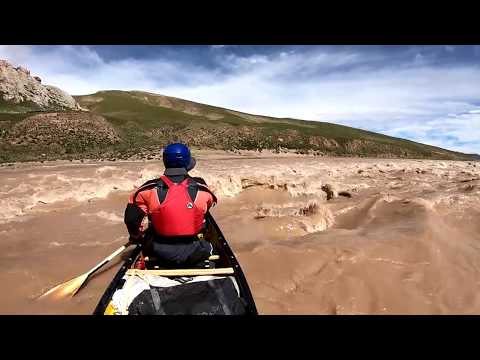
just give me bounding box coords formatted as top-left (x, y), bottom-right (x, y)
top-left (1, 151), bottom-right (479, 314)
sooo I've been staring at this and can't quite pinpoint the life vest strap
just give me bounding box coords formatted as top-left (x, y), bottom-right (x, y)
top-left (159, 175), bottom-right (175, 188)
top-left (134, 176), bottom-right (217, 206)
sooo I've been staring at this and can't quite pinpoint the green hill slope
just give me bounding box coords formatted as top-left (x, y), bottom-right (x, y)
top-left (75, 90), bottom-right (476, 160)
top-left (0, 89), bottom-right (477, 162)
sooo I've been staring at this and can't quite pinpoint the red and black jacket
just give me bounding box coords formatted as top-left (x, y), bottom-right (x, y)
top-left (124, 169), bottom-right (217, 241)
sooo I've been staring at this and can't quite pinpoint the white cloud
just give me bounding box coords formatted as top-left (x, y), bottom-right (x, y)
top-left (383, 110), bottom-right (480, 154)
top-left (0, 45), bottom-right (479, 154)
top-left (0, 45), bottom-right (215, 95)
top-left (445, 45), bottom-right (455, 52)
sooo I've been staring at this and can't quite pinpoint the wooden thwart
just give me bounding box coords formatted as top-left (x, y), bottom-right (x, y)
top-left (126, 267), bottom-right (234, 277)
top-left (144, 255), bottom-right (220, 261)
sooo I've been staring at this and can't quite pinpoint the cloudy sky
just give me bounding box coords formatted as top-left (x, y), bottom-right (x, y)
top-left (1, 45), bottom-right (480, 154)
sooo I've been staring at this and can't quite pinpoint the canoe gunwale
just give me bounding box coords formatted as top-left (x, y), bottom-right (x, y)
top-left (92, 245), bottom-right (142, 315)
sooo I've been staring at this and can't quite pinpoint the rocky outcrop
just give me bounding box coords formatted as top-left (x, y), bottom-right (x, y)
top-left (0, 59), bottom-right (83, 112)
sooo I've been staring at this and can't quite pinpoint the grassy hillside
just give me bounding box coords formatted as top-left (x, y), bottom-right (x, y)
top-left (75, 91), bottom-right (475, 160)
top-left (0, 90), bottom-right (477, 162)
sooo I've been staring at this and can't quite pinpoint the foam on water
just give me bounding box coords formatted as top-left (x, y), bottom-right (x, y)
top-left (0, 157), bottom-right (478, 230)
top-left (0, 164), bottom-right (164, 223)
top-left (80, 211), bottom-right (123, 223)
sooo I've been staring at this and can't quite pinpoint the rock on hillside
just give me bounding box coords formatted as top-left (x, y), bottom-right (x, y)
top-left (0, 59), bottom-right (83, 112)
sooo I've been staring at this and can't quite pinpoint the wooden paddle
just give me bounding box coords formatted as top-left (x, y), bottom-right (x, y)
top-left (38, 241), bottom-right (133, 300)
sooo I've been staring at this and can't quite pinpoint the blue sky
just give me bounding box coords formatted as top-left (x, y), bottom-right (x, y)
top-left (1, 45), bottom-right (479, 154)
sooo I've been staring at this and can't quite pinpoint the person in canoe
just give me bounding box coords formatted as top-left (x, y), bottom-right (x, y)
top-left (124, 143), bottom-right (218, 268)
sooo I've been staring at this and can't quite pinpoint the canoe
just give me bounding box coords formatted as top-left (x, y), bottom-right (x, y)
top-left (93, 213), bottom-right (258, 315)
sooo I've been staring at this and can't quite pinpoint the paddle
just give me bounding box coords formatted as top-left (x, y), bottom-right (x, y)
top-left (38, 241), bottom-right (133, 300)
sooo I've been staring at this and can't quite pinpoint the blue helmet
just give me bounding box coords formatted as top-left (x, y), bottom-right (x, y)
top-left (162, 143), bottom-right (196, 171)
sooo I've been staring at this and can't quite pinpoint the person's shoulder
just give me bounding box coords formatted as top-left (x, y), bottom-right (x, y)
top-left (190, 177), bottom-right (216, 201)
top-left (137, 177), bottom-right (163, 190)
top-left (190, 176), bottom-right (208, 186)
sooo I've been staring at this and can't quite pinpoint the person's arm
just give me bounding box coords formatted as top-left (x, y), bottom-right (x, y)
top-left (204, 188), bottom-right (216, 210)
top-left (124, 189), bottom-right (149, 243)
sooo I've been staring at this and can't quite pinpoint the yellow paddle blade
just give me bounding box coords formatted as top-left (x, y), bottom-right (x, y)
top-left (37, 243), bottom-right (131, 301)
top-left (38, 273), bottom-right (89, 300)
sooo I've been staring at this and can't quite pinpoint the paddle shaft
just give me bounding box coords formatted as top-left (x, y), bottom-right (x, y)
top-left (86, 242), bottom-right (132, 277)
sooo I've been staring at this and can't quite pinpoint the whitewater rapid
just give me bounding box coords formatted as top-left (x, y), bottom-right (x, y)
top-left (0, 154), bottom-right (479, 314)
